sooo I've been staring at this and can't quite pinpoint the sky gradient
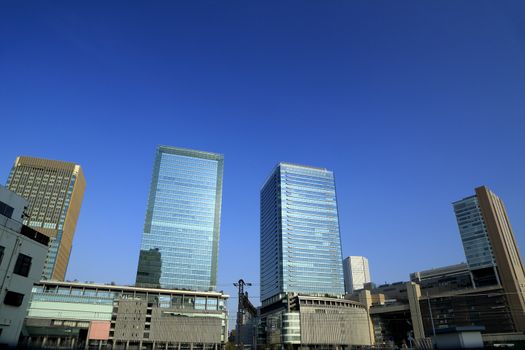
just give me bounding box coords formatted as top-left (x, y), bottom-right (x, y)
top-left (1, 1), bottom-right (525, 320)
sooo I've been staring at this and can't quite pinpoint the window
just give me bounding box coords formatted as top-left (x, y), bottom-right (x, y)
top-left (0, 246), bottom-right (4, 267)
top-left (195, 297), bottom-right (206, 310)
top-left (70, 288), bottom-right (83, 296)
top-left (32, 286), bottom-right (44, 294)
top-left (13, 254), bottom-right (32, 277)
top-left (4, 291), bottom-right (24, 307)
top-left (159, 295), bottom-right (171, 308)
top-left (83, 289), bottom-right (97, 297)
top-left (207, 298), bottom-right (218, 310)
top-left (57, 287), bottom-right (70, 295)
top-left (0, 201), bottom-right (14, 219)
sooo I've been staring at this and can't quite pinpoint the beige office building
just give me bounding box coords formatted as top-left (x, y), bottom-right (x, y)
top-left (475, 186), bottom-right (525, 332)
top-left (453, 186), bottom-right (525, 332)
top-left (6, 156), bottom-right (86, 281)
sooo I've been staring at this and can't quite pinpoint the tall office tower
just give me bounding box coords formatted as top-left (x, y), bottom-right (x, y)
top-left (6, 156), bottom-right (86, 281)
top-left (260, 163), bottom-right (345, 302)
top-left (343, 256), bottom-right (371, 293)
top-left (136, 146), bottom-right (224, 291)
top-left (453, 186), bottom-right (525, 331)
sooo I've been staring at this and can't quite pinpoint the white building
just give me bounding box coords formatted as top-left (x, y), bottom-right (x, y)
top-left (343, 256), bottom-right (371, 293)
top-left (0, 186), bottom-right (48, 346)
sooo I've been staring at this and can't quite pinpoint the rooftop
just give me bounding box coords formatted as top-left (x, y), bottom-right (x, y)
top-left (261, 161), bottom-right (332, 189)
top-left (37, 279), bottom-right (230, 298)
top-left (158, 145), bottom-right (224, 160)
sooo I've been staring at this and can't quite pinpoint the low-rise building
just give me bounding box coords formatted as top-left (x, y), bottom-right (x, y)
top-left (365, 281), bottom-right (409, 303)
top-left (419, 285), bottom-right (515, 336)
top-left (258, 293), bottom-right (373, 349)
top-left (410, 263), bottom-right (474, 295)
top-left (369, 281), bottom-right (522, 348)
top-left (0, 186), bottom-right (49, 346)
top-left (22, 280), bottom-right (229, 349)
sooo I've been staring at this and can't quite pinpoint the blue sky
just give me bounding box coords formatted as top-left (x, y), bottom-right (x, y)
top-left (1, 0), bottom-right (525, 319)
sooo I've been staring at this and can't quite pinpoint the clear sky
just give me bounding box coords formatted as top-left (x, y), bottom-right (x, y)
top-left (1, 0), bottom-right (525, 320)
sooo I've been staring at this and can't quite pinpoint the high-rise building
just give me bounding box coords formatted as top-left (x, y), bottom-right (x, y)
top-left (136, 146), bottom-right (224, 291)
top-left (6, 156), bottom-right (86, 281)
top-left (343, 256), bottom-right (371, 293)
top-left (453, 193), bottom-right (497, 286)
top-left (260, 162), bottom-right (345, 302)
top-left (453, 186), bottom-right (525, 332)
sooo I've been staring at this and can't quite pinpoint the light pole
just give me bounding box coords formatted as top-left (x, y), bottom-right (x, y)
top-left (426, 292), bottom-right (436, 337)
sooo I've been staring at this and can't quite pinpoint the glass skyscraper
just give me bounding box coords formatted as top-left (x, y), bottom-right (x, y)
top-left (260, 162), bottom-right (345, 302)
top-left (136, 146), bottom-right (224, 291)
top-left (453, 195), bottom-right (496, 271)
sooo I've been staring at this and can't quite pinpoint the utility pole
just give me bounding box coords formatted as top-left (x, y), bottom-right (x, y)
top-left (233, 279), bottom-right (252, 350)
top-left (426, 292), bottom-right (436, 337)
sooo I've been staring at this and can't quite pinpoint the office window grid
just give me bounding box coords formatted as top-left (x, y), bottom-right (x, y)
top-left (453, 196), bottom-right (496, 269)
top-left (6, 157), bottom-right (86, 281)
top-left (260, 163), bottom-right (345, 302)
top-left (343, 256), bottom-right (371, 293)
top-left (137, 147), bottom-right (223, 292)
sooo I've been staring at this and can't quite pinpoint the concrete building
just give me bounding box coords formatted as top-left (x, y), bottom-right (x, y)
top-left (6, 156), bottom-right (86, 281)
top-left (358, 186), bottom-right (525, 347)
top-left (258, 294), bottom-right (373, 349)
top-left (368, 273), bottom-right (523, 346)
top-left (136, 146), bottom-right (224, 292)
top-left (22, 280), bottom-right (229, 349)
top-left (369, 280), bottom-right (525, 348)
top-left (367, 281), bottom-right (409, 303)
top-left (366, 282), bottom-right (423, 348)
top-left (431, 326), bottom-right (485, 350)
top-left (453, 186), bottom-right (525, 332)
top-left (343, 256), bottom-right (371, 293)
top-left (260, 163), bottom-right (345, 302)
top-left (419, 285), bottom-right (514, 337)
top-left (0, 186), bottom-right (49, 346)
top-left (410, 263), bottom-right (474, 295)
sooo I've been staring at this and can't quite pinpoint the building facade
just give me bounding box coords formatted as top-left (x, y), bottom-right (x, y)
top-left (258, 294), bottom-right (373, 349)
top-left (363, 186), bottom-right (525, 347)
top-left (260, 163), bottom-right (345, 302)
top-left (369, 281), bottom-right (521, 348)
top-left (343, 256), bottom-right (371, 293)
top-left (453, 186), bottom-right (525, 332)
top-left (0, 186), bottom-right (49, 346)
top-left (6, 156), bottom-right (86, 281)
top-left (453, 193), bottom-right (498, 287)
top-left (410, 263), bottom-right (474, 295)
top-left (136, 146), bottom-right (224, 292)
top-left (22, 280), bottom-right (229, 349)
top-left (419, 285), bottom-right (515, 337)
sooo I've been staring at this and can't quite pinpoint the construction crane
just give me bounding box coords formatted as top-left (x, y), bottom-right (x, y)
top-left (233, 279), bottom-right (257, 349)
